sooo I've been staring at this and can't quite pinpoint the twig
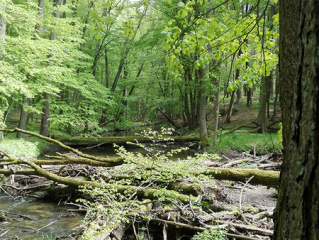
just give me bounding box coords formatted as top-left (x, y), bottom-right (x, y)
top-left (35, 220), bottom-right (58, 232)
top-left (0, 229), bottom-right (10, 237)
top-left (0, 187), bottom-right (16, 200)
top-left (239, 176), bottom-right (254, 211)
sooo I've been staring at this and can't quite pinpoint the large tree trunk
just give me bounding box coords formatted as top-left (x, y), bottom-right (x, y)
top-left (274, 0), bottom-right (319, 239)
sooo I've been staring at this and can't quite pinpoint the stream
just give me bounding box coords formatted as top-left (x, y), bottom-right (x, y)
top-left (0, 142), bottom-right (196, 239)
top-left (0, 194), bottom-right (83, 239)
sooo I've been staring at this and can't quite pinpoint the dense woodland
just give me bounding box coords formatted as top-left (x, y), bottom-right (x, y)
top-left (0, 0), bottom-right (318, 239)
top-left (0, 0), bottom-right (279, 142)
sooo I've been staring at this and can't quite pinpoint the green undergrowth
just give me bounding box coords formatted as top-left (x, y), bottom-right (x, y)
top-left (0, 134), bottom-right (50, 159)
top-left (207, 132), bottom-right (282, 155)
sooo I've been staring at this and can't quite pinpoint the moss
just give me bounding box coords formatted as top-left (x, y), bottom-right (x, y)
top-left (55, 135), bottom-right (200, 146)
top-left (200, 135), bottom-right (210, 147)
top-left (241, 206), bottom-right (259, 213)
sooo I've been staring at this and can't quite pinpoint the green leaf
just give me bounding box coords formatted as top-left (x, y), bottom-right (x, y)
top-left (178, 9), bottom-right (188, 18)
top-left (177, 2), bottom-right (185, 8)
top-left (95, 34), bottom-right (102, 41)
top-left (167, 0), bottom-right (173, 5)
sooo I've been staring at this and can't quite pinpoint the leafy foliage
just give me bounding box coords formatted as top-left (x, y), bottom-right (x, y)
top-left (77, 128), bottom-right (220, 233)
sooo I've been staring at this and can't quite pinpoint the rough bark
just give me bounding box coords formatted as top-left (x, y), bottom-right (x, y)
top-left (274, 0), bottom-right (319, 239)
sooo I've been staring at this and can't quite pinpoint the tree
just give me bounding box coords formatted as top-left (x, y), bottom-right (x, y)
top-left (274, 0), bottom-right (319, 239)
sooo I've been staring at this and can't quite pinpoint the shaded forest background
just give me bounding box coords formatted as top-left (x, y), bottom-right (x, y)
top-left (0, 0), bottom-right (280, 143)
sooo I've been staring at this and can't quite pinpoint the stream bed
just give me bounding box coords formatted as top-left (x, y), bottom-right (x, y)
top-left (0, 142), bottom-right (196, 239)
top-left (0, 194), bottom-right (83, 239)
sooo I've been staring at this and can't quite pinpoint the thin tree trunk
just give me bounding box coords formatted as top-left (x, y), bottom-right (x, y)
top-left (199, 67), bottom-right (208, 146)
top-left (258, 76), bottom-right (268, 133)
top-left (111, 9), bottom-right (146, 92)
top-left (40, 0), bottom-right (60, 136)
top-left (40, 93), bottom-right (50, 136)
top-left (17, 98), bottom-right (30, 139)
top-left (105, 49), bottom-right (109, 88)
top-left (0, 3), bottom-right (6, 140)
top-left (225, 91), bottom-right (235, 123)
top-left (247, 88), bottom-right (252, 107)
top-left (213, 64), bottom-right (222, 147)
top-left (271, 65), bottom-right (279, 120)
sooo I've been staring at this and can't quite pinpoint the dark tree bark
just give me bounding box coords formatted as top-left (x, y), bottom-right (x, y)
top-left (246, 87), bottom-right (252, 107)
top-left (198, 66), bottom-right (209, 146)
top-left (17, 98), bottom-right (30, 139)
top-left (40, 93), bottom-right (50, 136)
top-left (274, 0), bottom-right (319, 239)
top-left (225, 91), bottom-right (235, 123)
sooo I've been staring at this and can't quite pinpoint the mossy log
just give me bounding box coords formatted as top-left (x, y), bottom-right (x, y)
top-left (203, 167), bottom-right (279, 187)
top-left (0, 128), bottom-right (122, 162)
top-left (2, 157), bottom-right (123, 167)
top-left (1, 154), bottom-right (197, 204)
top-left (54, 135), bottom-right (200, 146)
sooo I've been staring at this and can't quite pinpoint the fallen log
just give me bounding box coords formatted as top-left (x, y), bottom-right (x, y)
top-left (1, 153), bottom-right (197, 204)
top-left (53, 135), bottom-right (200, 146)
top-left (0, 165), bottom-right (279, 188)
top-left (203, 167), bottom-right (279, 187)
top-left (0, 128), bottom-right (122, 162)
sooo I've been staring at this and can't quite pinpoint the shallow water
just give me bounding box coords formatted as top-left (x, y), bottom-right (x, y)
top-left (0, 195), bottom-right (83, 239)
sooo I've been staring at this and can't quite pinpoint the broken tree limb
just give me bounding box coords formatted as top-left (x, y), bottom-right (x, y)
top-left (202, 167), bottom-right (279, 187)
top-left (0, 128), bottom-right (124, 164)
top-left (155, 108), bottom-right (182, 129)
top-left (1, 158), bottom-right (123, 167)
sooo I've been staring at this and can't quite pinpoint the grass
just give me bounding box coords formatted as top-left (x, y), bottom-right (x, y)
top-left (207, 131), bottom-right (282, 155)
top-left (0, 133), bottom-right (50, 159)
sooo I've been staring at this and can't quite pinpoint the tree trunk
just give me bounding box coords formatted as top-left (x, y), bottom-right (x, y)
top-left (40, 0), bottom-right (60, 136)
top-left (271, 64), bottom-right (279, 120)
top-left (258, 76), bottom-right (268, 133)
top-left (0, 3), bottom-right (6, 140)
top-left (213, 64), bottom-right (222, 147)
top-left (40, 93), bottom-right (50, 136)
top-left (246, 87), bottom-right (252, 107)
top-left (199, 67), bottom-right (208, 146)
top-left (225, 91), bottom-right (235, 123)
top-left (274, 0), bottom-right (319, 239)
top-left (17, 98), bottom-right (30, 139)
